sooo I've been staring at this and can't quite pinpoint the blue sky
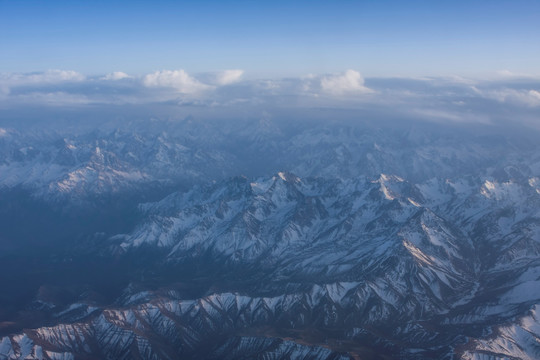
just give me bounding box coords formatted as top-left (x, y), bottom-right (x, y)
top-left (1, 0), bottom-right (539, 77)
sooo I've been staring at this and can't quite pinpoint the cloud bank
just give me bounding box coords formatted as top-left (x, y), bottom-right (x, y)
top-left (1, 68), bottom-right (539, 128)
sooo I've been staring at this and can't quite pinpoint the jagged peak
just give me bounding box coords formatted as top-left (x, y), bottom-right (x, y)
top-left (275, 171), bottom-right (301, 184)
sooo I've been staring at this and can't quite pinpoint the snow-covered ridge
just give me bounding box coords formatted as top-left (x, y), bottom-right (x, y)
top-left (4, 277), bottom-right (540, 359)
top-left (461, 304), bottom-right (540, 360)
top-left (0, 285), bottom-right (376, 360)
top-left (1, 121), bottom-right (539, 202)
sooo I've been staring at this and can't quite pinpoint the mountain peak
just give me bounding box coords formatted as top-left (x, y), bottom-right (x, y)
top-left (276, 171), bottom-right (301, 183)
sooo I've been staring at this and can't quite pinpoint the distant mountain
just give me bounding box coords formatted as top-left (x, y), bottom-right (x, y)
top-left (1, 119), bottom-right (538, 202)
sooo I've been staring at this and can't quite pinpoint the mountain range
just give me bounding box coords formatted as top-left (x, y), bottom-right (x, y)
top-left (0, 118), bottom-right (539, 359)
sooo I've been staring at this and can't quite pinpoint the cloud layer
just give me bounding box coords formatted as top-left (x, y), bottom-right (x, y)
top-left (1, 68), bottom-right (539, 128)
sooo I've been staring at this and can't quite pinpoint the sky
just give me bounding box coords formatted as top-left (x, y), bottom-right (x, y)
top-left (1, 0), bottom-right (539, 77)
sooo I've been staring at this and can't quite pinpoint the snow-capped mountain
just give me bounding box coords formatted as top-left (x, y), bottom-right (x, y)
top-left (1, 119), bottom-right (540, 359)
top-left (1, 119), bottom-right (538, 202)
top-left (0, 127), bottom-right (238, 200)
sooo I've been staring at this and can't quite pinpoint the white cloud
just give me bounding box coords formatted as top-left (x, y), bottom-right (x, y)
top-left (529, 90), bottom-right (540, 101)
top-left (320, 70), bottom-right (372, 95)
top-left (0, 70), bottom-right (86, 98)
top-left (495, 70), bottom-right (540, 79)
top-left (484, 88), bottom-right (540, 107)
top-left (143, 69), bottom-right (212, 94)
top-left (213, 69), bottom-right (244, 85)
top-left (0, 69), bottom-right (85, 97)
top-left (102, 71), bottom-right (131, 81)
